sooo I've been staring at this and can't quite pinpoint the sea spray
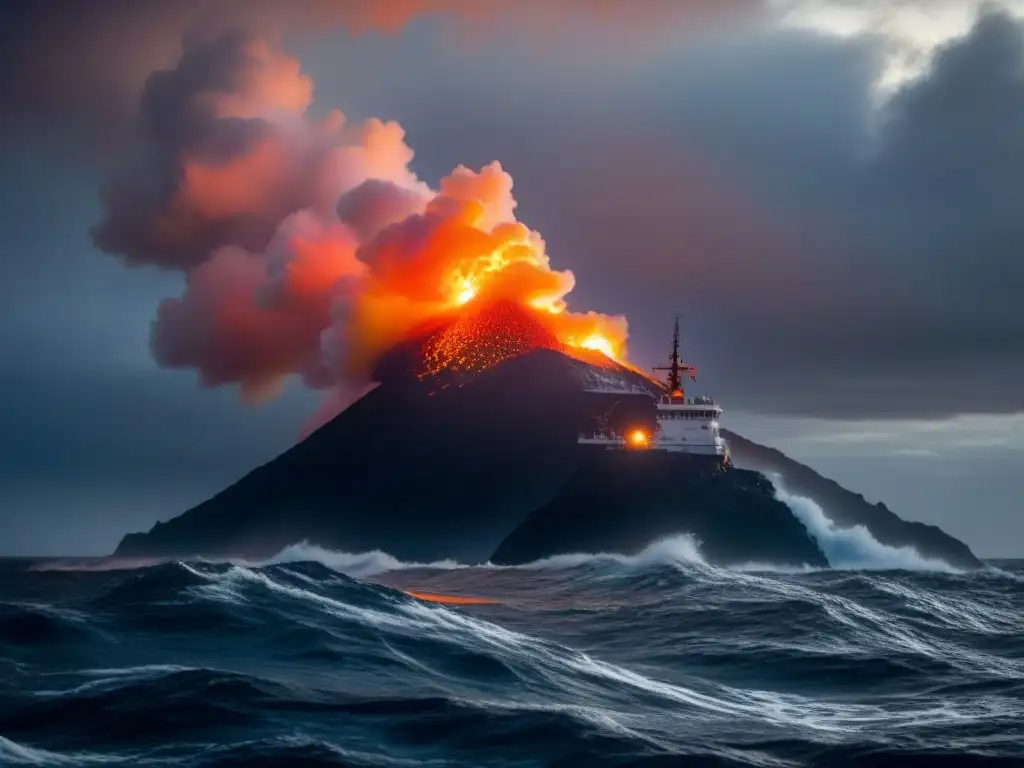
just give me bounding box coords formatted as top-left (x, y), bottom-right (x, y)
top-left (769, 476), bottom-right (960, 572)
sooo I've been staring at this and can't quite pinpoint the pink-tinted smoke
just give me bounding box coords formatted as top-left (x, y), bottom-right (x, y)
top-left (96, 31), bottom-right (636, 433)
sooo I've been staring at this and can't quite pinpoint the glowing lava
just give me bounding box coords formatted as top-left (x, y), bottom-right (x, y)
top-left (420, 300), bottom-right (566, 381)
top-left (411, 296), bottom-right (640, 386)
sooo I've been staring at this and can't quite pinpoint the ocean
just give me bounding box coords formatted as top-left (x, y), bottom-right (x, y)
top-left (1, 535), bottom-right (1022, 766)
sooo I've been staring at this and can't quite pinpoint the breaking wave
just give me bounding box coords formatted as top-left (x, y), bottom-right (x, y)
top-left (253, 487), bottom-right (961, 579)
top-left (256, 535), bottom-right (708, 579)
top-left (770, 480), bottom-right (961, 572)
top-left (259, 542), bottom-right (465, 579)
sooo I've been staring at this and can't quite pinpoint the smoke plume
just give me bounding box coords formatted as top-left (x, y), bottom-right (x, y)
top-left (97, 32), bottom-right (632, 419)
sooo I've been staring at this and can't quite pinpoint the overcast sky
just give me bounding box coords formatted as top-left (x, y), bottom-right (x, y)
top-left (0, 0), bottom-right (1021, 557)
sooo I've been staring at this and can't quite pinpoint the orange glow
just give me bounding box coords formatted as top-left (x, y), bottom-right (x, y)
top-left (139, 35), bottom-right (641, 402)
top-left (578, 334), bottom-right (616, 360)
top-left (629, 429), bottom-right (649, 446)
top-left (455, 280), bottom-right (478, 305)
top-left (405, 591), bottom-right (501, 605)
top-left (341, 163), bottom-right (635, 381)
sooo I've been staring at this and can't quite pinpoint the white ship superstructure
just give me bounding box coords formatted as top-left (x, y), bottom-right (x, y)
top-left (577, 318), bottom-right (728, 459)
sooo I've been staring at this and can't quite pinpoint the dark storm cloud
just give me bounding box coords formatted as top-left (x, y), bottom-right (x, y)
top-left (0, 0), bottom-right (755, 157)
top-left (730, 8), bottom-right (1024, 417)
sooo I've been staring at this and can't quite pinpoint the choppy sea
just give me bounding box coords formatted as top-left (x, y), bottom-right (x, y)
top-left (2, 493), bottom-right (1022, 767)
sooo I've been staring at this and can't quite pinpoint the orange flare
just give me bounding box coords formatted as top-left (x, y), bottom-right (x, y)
top-left (629, 428), bottom-right (649, 447)
top-left (405, 591), bottom-right (501, 605)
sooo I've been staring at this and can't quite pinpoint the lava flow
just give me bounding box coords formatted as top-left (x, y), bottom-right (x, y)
top-left (422, 301), bottom-right (563, 379)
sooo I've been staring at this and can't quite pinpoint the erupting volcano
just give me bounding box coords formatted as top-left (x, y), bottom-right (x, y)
top-left (98, 31), bottom-right (979, 572)
top-left (84, 31), bottom-right (631, 416)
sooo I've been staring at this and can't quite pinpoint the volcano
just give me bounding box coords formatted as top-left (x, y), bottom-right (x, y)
top-left (115, 301), bottom-right (982, 569)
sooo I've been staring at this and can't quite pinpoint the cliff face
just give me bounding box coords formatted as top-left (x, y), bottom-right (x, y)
top-left (489, 453), bottom-right (829, 567)
top-left (722, 430), bottom-right (983, 569)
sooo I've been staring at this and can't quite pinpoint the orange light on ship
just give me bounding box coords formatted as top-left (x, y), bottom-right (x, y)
top-left (629, 429), bottom-right (649, 448)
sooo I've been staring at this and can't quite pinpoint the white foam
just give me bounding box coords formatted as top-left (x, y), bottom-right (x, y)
top-left (257, 542), bottom-right (463, 578)
top-left (0, 736), bottom-right (123, 765)
top-left (770, 478), bottom-right (958, 572)
top-left (252, 485), bottom-right (966, 579)
top-left (256, 535), bottom-right (707, 578)
top-left (517, 534), bottom-right (707, 571)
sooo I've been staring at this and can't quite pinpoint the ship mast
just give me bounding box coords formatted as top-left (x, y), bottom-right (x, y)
top-left (652, 316), bottom-right (695, 396)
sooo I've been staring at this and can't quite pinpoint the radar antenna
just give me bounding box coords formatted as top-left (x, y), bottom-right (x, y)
top-left (652, 316), bottom-right (695, 397)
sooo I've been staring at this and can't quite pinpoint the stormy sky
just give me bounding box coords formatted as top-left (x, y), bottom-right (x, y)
top-left (0, 0), bottom-right (1021, 557)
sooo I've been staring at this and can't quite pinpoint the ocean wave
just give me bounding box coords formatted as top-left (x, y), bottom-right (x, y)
top-left (245, 535), bottom-right (709, 580)
top-left (165, 563), bottom-right (1022, 734)
top-left (507, 534), bottom-right (708, 571)
top-left (1, 553), bottom-right (1021, 766)
top-left (2, 508), bottom-right (1021, 767)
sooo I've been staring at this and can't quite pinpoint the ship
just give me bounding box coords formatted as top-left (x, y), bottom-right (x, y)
top-left (577, 317), bottom-right (729, 460)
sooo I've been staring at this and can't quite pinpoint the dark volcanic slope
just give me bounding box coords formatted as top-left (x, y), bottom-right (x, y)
top-left (490, 452), bottom-right (829, 567)
top-left (723, 430), bottom-right (983, 569)
top-left (116, 345), bottom-right (657, 562)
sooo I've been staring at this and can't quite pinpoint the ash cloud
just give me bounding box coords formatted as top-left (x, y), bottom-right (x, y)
top-left (102, 29), bottom-right (631, 415)
top-left (91, 33), bottom-right (323, 269)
